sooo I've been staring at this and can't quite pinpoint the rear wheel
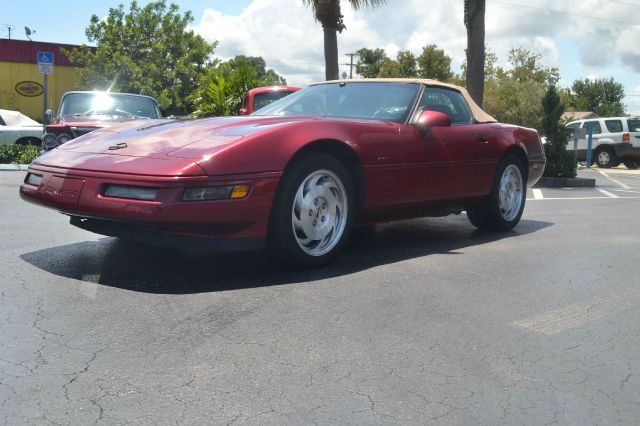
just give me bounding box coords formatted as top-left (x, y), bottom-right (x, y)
top-left (595, 146), bottom-right (617, 168)
top-left (623, 160), bottom-right (640, 170)
top-left (267, 153), bottom-right (354, 267)
top-left (467, 154), bottom-right (527, 231)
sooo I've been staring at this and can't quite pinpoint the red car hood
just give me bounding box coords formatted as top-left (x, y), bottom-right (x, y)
top-left (33, 116), bottom-right (318, 175)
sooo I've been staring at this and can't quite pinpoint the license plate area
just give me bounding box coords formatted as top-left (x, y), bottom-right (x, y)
top-left (44, 176), bottom-right (85, 209)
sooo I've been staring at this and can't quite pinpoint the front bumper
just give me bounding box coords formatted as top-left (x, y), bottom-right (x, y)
top-left (20, 164), bottom-right (281, 248)
top-left (527, 159), bottom-right (546, 187)
top-left (69, 216), bottom-right (264, 251)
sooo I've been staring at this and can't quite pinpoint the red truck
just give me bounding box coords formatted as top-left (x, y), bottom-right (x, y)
top-left (239, 86), bottom-right (300, 115)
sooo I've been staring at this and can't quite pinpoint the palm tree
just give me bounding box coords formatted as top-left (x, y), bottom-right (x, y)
top-left (304, 0), bottom-right (386, 80)
top-left (464, 0), bottom-right (486, 106)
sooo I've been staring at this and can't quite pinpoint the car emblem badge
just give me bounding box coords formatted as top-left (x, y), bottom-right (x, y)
top-left (108, 142), bottom-right (128, 150)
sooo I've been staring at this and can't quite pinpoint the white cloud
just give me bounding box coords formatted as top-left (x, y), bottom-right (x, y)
top-left (627, 85), bottom-right (640, 115)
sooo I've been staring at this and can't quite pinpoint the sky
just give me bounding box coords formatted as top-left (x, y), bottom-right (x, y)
top-left (2, 0), bottom-right (639, 114)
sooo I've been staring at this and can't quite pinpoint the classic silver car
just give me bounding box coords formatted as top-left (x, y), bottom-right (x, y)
top-left (0, 109), bottom-right (42, 146)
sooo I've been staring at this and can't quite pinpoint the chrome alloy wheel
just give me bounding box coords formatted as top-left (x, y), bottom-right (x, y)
top-left (291, 169), bottom-right (348, 256)
top-left (498, 164), bottom-right (523, 221)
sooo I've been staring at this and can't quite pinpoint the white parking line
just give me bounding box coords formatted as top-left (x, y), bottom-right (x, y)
top-left (597, 188), bottom-right (619, 198)
top-left (532, 189), bottom-right (544, 199)
top-left (527, 196), bottom-right (640, 201)
top-left (512, 287), bottom-right (640, 336)
top-left (597, 170), bottom-right (631, 189)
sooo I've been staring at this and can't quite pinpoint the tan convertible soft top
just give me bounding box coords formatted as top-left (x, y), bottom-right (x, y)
top-left (321, 78), bottom-right (497, 124)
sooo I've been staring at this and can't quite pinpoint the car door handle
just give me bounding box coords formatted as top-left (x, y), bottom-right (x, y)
top-left (476, 134), bottom-right (489, 142)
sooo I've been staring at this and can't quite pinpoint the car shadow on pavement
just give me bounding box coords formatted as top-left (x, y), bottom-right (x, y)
top-left (20, 216), bottom-right (552, 294)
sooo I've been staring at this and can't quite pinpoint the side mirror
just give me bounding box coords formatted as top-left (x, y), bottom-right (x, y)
top-left (44, 109), bottom-right (54, 125)
top-left (239, 108), bottom-right (248, 116)
top-left (415, 110), bottom-right (451, 135)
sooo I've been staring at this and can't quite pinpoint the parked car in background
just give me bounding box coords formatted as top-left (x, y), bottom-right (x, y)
top-left (239, 86), bottom-right (300, 115)
top-left (565, 116), bottom-right (640, 169)
top-left (0, 109), bottom-right (42, 146)
top-left (42, 91), bottom-right (162, 151)
top-left (21, 79), bottom-right (545, 267)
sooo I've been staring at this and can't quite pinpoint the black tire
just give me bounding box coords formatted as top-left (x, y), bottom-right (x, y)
top-left (466, 154), bottom-right (527, 231)
top-left (623, 160), bottom-right (640, 170)
top-left (595, 146), bottom-right (616, 168)
top-left (267, 153), bottom-right (355, 268)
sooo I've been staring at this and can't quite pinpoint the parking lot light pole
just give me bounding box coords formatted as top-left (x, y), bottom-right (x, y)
top-left (586, 125), bottom-right (593, 168)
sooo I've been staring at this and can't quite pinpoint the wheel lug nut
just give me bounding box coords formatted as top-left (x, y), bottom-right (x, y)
top-left (314, 199), bottom-right (318, 206)
top-left (322, 203), bottom-right (327, 209)
top-left (313, 220), bottom-right (317, 226)
top-left (309, 210), bottom-right (313, 216)
top-left (321, 216), bottom-right (325, 222)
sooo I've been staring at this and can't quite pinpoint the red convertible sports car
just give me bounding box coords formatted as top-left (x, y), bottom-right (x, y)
top-left (20, 79), bottom-right (545, 267)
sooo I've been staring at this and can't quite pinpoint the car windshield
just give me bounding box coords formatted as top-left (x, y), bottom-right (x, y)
top-left (254, 91), bottom-right (295, 110)
top-left (59, 93), bottom-right (161, 119)
top-left (252, 82), bottom-right (421, 123)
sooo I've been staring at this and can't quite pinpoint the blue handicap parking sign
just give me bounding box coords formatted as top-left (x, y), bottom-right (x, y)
top-left (37, 52), bottom-right (54, 64)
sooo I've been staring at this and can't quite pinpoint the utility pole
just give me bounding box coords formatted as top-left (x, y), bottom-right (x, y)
top-left (343, 53), bottom-right (357, 79)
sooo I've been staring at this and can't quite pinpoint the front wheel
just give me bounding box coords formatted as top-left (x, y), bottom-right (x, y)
top-left (467, 154), bottom-right (527, 231)
top-left (267, 153), bottom-right (354, 267)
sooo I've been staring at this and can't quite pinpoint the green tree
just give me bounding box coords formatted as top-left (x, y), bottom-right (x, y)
top-left (508, 48), bottom-right (559, 85)
top-left (189, 62), bottom-right (261, 117)
top-left (464, 0), bottom-right (486, 106)
top-left (482, 48), bottom-right (559, 132)
top-left (355, 47), bottom-right (387, 78)
top-left (571, 78), bottom-right (625, 116)
top-left (397, 50), bottom-right (418, 77)
top-left (378, 57), bottom-right (403, 77)
top-left (483, 78), bottom-right (546, 130)
top-left (304, 0), bottom-right (386, 80)
top-left (65, 1), bottom-right (216, 115)
top-left (417, 44), bottom-right (453, 81)
top-left (542, 85), bottom-right (576, 178)
top-left (218, 55), bottom-right (287, 85)
top-left (376, 50), bottom-right (418, 78)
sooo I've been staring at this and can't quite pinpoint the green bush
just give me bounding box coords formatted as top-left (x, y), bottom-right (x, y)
top-left (541, 85), bottom-right (577, 178)
top-left (0, 144), bottom-right (40, 165)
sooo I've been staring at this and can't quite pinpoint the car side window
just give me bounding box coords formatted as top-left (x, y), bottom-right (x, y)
top-left (566, 122), bottom-right (580, 129)
top-left (415, 87), bottom-right (473, 125)
top-left (584, 121), bottom-right (602, 134)
top-left (0, 115), bottom-right (5, 126)
top-left (605, 120), bottom-right (623, 133)
top-left (627, 119), bottom-right (640, 132)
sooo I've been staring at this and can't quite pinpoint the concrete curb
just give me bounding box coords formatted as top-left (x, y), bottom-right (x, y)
top-left (533, 177), bottom-right (596, 188)
top-left (0, 164), bottom-right (29, 171)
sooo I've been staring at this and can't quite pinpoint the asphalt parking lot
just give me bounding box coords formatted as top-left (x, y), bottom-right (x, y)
top-left (1, 167), bottom-right (639, 425)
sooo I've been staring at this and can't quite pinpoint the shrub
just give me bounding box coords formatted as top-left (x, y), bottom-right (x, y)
top-left (542, 86), bottom-right (577, 178)
top-left (0, 145), bottom-right (40, 164)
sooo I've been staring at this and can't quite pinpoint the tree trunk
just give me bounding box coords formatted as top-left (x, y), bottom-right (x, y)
top-left (323, 25), bottom-right (339, 80)
top-left (464, 0), bottom-right (485, 107)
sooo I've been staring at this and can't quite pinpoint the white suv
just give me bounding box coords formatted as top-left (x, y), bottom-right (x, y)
top-left (565, 117), bottom-right (640, 169)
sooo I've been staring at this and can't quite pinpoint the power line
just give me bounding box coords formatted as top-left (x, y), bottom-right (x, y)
top-left (489, 0), bottom-right (640, 26)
